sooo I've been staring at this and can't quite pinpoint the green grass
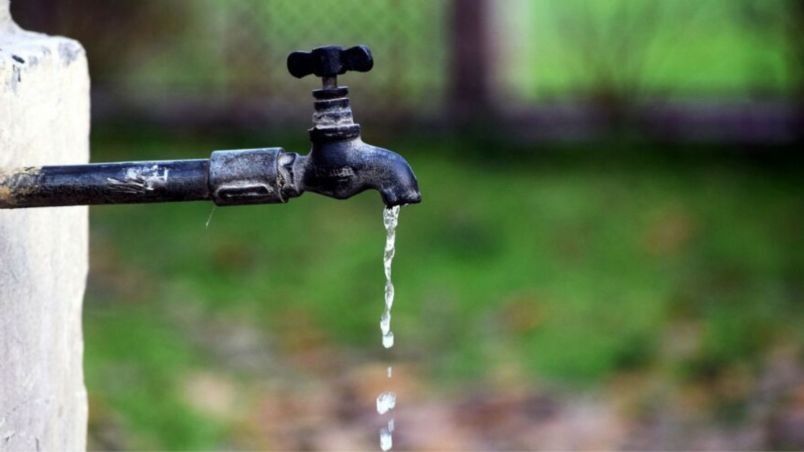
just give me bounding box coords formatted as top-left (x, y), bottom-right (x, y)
top-left (86, 307), bottom-right (224, 449)
top-left (84, 131), bottom-right (804, 447)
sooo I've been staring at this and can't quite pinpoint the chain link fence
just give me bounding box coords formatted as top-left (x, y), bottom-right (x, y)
top-left (11, 0), bottom-right (802, 141)
top-left (122, 1), bottom-right (447, 126)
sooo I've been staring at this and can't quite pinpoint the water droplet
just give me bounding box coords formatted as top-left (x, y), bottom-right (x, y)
top-left (382, 331), bottom-right (394, 348)
top-left (380, 426), bottom-right (393, 451)
top-left (377, 391), bottom-right (397, 414)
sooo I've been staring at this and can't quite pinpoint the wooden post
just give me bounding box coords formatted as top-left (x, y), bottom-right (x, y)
top-left (0, 0), bottom-right (90, 449)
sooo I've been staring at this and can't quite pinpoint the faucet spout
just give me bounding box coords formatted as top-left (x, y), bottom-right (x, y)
top-left (295, 137), bottom-right (421, 207)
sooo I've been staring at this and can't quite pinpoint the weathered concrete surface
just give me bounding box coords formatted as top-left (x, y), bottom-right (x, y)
top-left (0, 0), bottom-right (90, 450)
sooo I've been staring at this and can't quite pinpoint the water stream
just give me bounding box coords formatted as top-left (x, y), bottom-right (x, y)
top-left (377, 205), bottom-right (400, 451)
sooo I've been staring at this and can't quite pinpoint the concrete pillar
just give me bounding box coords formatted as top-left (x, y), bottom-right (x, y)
top-left (0, 0), bottom-right (90, 450)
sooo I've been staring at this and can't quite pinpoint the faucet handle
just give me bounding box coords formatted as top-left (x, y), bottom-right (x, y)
top-left (287, 45), bottom-right (373, 87)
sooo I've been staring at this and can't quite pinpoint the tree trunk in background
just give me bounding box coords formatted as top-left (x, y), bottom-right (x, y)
top-left (790, 0), bottom-right (804, 144)
top-left (448, 0), bottom-right (493, 125)
top-left (0, 0), bottom-right (90, 449)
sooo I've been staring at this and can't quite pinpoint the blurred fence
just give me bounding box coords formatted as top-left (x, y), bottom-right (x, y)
top-left (11, 0), bottom-right (804, 143)
top-left (13, 0), bottom-right (447, 128)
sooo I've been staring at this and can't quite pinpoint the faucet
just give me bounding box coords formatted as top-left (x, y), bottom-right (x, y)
top-left (0, 45), bottom-right (421, 209)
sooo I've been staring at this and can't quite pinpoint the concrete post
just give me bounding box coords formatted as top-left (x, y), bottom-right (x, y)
top-left (0, 0), bottom-right (90, 450)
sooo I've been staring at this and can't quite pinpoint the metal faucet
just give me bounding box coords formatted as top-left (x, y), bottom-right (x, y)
top-left (0, 45), bottom-right (421, 209)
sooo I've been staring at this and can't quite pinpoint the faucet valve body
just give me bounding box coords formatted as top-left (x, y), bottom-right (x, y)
top-left (310, 87), bottom-right (361, 140)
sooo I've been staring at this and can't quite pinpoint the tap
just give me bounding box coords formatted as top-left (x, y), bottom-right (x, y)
top-left (284, 45), bottom-right (421, 207)
top-left (0, 45), bottom-right (421, 209)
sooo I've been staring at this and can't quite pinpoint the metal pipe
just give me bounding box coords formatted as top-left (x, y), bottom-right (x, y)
top-left (0, 147), bottom-right (305, 209)
top-left (0, 159), bottom-right (210, 208)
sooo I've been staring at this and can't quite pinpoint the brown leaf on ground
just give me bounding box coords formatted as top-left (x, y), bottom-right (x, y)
top-left (642, 203), bottom-right (696, 257)
top-left (183, 371), bottom-right (238, 420)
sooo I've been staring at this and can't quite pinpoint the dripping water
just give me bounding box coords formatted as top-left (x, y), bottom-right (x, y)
top-left (380, 205), bottom-right (399, 349)
top-left (377, 205), bottom-right (400, 451)
top-left (376, 391), bottom-right (397, 415)
top-left (204, 205), bottom-right (217, 230)
top-left (380, 418), bottom-right (395, 451)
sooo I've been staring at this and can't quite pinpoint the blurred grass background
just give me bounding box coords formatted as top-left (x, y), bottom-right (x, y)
top-left (81, 132), bottom-right (803, 449)
top-left (11, 0), bottom-right (804, 449)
